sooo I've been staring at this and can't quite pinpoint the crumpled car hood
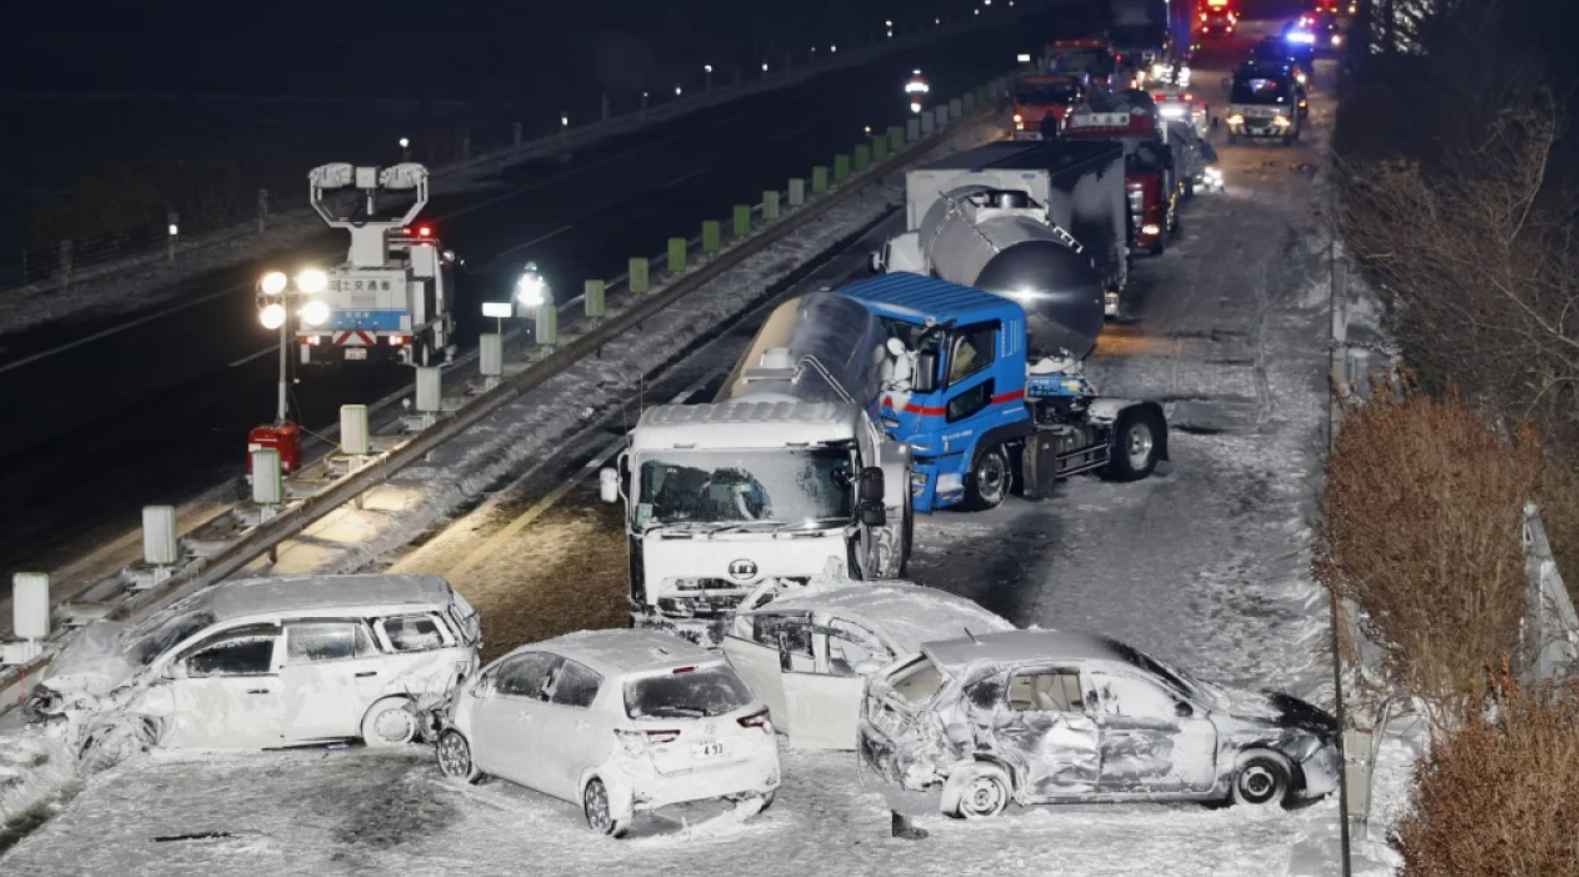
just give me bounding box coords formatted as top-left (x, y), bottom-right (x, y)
top-left (42, 622), bottom-right (141, 698)
top-left (1214, 685), bottom-right (1337, 736)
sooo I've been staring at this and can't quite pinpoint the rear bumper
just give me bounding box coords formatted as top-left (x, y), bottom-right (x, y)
top-left (613, 748), bottom-right (781, 812)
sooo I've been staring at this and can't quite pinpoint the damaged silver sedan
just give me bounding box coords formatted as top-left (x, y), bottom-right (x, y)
top-left (859, 630), bottom-right (1339, 817)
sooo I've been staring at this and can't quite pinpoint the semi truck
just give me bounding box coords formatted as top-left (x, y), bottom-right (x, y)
top-left (869, 139), bottom-right (1128, 334)
top-left (294, 162), bottom-right (456, 366)
top-left (1062, 96), bottom-right (1184, 257)
top-left (1110, 0), bottom-right (1173, 78)
top-left (841, 273), bottom-right (1169, 512)
top-left (599, 293), bottom-right (913, 645)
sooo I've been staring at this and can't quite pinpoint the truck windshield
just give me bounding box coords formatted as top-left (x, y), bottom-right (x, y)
top-left (1015, 82), bottom-right (1081, 105)
top-left (1231, 77), bottom-right (1289, 105)
top-left (636, 447), bottom-right (855, 528)
top-left (1050, 50), bottom-right (1114, 77)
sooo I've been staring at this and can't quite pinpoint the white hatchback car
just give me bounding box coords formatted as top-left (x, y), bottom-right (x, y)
top-left (436, 629), bottom-right (780, 837)
top-left (28, 574), bottom-right (481, 770)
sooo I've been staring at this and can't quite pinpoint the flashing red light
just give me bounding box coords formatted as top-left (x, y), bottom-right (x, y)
top-left (671, 666), bottom-right (696, 674)
top-left (737, 708), bottom-right (772, 730)
top-left (417, 225), bottom-right (432, 237)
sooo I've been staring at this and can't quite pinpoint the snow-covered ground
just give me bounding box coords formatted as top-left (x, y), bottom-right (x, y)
top-left (0, 58), bottom-right (1388, 876)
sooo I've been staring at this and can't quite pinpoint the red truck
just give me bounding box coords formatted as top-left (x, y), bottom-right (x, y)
top-left (1047, 39), bottom-right (1119, 92)
top-left (1010, 73), bottom-right (1089, 139)
top-left (1061, 103), bottom-right (1181, 256)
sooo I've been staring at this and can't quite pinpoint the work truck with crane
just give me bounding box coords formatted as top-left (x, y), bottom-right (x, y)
top-left (293, 162), bottom-right (458, 366)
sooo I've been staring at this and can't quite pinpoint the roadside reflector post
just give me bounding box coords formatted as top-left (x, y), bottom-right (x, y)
top-left (167, 213), bottom-right (179, 262)
top-left (906, 119), bottom-right (920, 142)
top-left (763, 190), bottom-right (781, 221)
top-left (833, 154), bottom-right (851, 183)
top-left (811, 166), bottom-right (829, 194)
top-left (921, 111), bottom-right (936, 135)
top-left (340, 403), bottom-right (374, 506)
top-left (733, 204), bottom-right (751, 238)
top-left (948, 98), bottom-right (962, 120)
top-left (667, 237), bottom-right (687, 274)
top-left (414, 366), bottom-right (443, 429)
top-left (702, 220), bottom-right (722, 255)
top-left (257, 188), bottom-right (269, 233)
top-left (629, 257), bottom-right (649, 294)
top-left (585, 279), bottom-right (606, 322)
top-left (60, 240), bottom-right (73, 289)
top-left (141, 505), bottom-right (180, 588)
top-left (873, 136), bottom-right (889, 161)
top-left (962, 93), bottom-right (976, 114)
top-left (854, 144), bottom-right (871, 173)
top-left (788, 178), bottom-right (806, 206)
top-left (2, 573), bottom-right (49, 665)
top-left (478, 333), bottom-right (503, 394)
top-left (252, 448), bottom-right (284, 534)
top-left (535, 293), bottom-right (559, 352)
top-left (513, 121), bottom-right (523, 148)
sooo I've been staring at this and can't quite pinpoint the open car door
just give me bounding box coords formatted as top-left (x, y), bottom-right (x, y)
top-left (721, 633), bottom-right (788, 723)
top-left (781, 670), bottom-right (866, 750)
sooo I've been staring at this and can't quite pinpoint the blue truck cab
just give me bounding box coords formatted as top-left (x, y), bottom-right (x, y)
top-left (841, 272), bottom-right (1168, 512)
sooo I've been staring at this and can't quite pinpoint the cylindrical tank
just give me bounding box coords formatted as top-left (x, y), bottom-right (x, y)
top-left (716, 292), bottom-right (889, 405)
top-left (919, 187), bottom-right (1106, 359)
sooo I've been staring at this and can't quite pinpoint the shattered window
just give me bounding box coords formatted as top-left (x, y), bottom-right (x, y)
top-left (285, 623), bottom-right (376, 664)
top-left (752, 614), bottom-right (813, 658)
top-left (128, 609), bottom-right (218, 667)
top-left (1007, 670), bottom-right (1085, 712)
top-left (824, 621), bottom-right (893, 676)
top-left (549, 659), bottom-right (603, 709)
top-left (380, 614), bottom-right (449, 652)
top-left (187, 635), bottom-right (276, 677)
top-left (494, 652), bottom-right (562, 700)
top-left (1088, 672), bottom-right (1179, 719)
top-left (888, 655), bottom-right (945, 704)
top-left (626, 666), bottom-right (754, 719)
top-left (636, 448), bottom-right (855, 527)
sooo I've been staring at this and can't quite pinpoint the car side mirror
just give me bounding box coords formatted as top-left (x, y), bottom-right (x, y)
top-left (913, 351), bottom-right (939, 393)
top-left (868, 249), bottom-right (885, 275)
top-left (859, 467), bottom-right (885, 502)
top-left (1175, 701), bottom-right (1193, 718)
top-left (599, 467), bottom-right (619, 503)
top-left (859, 500), bottom-right (887, 527)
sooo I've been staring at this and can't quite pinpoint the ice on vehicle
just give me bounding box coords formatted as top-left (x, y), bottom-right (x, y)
top-left (437, 629), bottom-right (778, 836)
top-left (859, 630), bottom-right (1339, 817)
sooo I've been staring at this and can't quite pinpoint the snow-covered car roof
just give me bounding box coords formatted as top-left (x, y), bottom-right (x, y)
top-left (739, 580), bottom-right (1014, 656)
top-left (921, 629), bottom-right (1138, 671)
top-left (631, 400), bottom-right (863, 451)
top-left (161, 574), bottom-right (456, 621)
top-left (530, 629), bottom-right (719, 677)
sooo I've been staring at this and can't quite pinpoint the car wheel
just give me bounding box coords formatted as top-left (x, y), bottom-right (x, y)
top-left (730, 789), bottom-right (776, 816)
top-left (78, 717), bottom-right (156, 775)
top-left (1231, 752), bottom-right (1293, 809)
top-left (583, 777), bottom-right (629, 837)
top-left (360, 697), bottom-right (419, 747)
top-left (435, 729), bottom-right (482, 784)
top-left (962, 444), bottom-right (1012, 511)
top-left (941, 762), bottom-right (1012, 819)
top-left (1101, 407), bottom-right (1163, 482)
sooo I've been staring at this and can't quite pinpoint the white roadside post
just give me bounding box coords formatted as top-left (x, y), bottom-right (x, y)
top-left (138, 504), bottom-right (179, 589)
top-left (340, 403), bottom-right (372, 507)
top-left (0, 573), bottom-right (49, 665)
top-left (479, 301), bottom-right (511, 391)
top-left (515, 263), bottom-right (552, 359)
top-left (788, 178), bottom-right (806, 207)
top-left (252, 447), bottom-right (284, 537)
top-left (921, 109), bottom-right (936, 135)
top-left (167, 213), bottom-right (179, 262)
top-left (414, 365), bottom-right (443, 428)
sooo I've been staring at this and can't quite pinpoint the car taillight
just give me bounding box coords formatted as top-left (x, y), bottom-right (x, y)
top-left (737, 708), bottom-right (771, 731)
top-left (615, 728), bottom-right (680, 755)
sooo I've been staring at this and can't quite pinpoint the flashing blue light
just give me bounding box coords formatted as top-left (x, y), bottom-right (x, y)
top-left (1286, 30), bottom-right (1316, 44)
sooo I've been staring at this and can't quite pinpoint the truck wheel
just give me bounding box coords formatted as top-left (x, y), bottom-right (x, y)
top-left (1102, 408), bottom-right (1163, 482)
top-left (962, 444), bottom-right (1012, 511)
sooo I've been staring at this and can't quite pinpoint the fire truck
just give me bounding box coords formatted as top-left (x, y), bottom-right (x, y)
top-left (1061, 96), bottom-right (1183, 257)
top-left (1047, 39), bottom-right (1119, 92)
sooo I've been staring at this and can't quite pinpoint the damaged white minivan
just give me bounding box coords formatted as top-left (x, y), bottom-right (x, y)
top-left (436, 629), bottom-right (780, 837)
top-left (27, 574), bottom-right (481, 771)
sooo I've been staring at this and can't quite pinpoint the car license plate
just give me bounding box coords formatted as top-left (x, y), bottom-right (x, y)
top-left (692, 740), bottom-right (724, 758)
top-left (344, 348), bottom-right (367, 361)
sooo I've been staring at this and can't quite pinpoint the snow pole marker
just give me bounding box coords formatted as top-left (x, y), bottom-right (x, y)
top-left (667, 238), bottom-right (687, 274)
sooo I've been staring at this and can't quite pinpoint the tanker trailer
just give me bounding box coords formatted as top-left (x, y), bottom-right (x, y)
top-left (871, 139), bottom-right (1129, 355)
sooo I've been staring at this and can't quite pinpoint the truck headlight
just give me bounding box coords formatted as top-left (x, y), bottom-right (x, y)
top-left (1274, 114), bottom-right (1291, 127)
top-left (300, 299), bottom-right (331, 327)
top-left (1227, 113), bottom-right (1244, 126)
top-left (295, 268), bottom-right (328, 294)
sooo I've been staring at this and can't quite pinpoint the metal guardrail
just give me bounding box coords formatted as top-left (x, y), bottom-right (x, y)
top-left (0, 3), bottom-right (1043, 298)
top-left (1522, 502), bottom-right (1579, 683)
top-left (0, 80), bottom-right (1010, 712)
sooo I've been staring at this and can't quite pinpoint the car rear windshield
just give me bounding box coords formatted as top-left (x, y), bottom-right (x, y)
top-left (625, 665), bottom-right (754, 719)
top-left (888, 656), bottom-right (945, 704)
top-left (1231, 77), bottom-right (1288, 105)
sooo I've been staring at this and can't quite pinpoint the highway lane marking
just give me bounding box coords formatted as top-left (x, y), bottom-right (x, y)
top-left (0, 91), bottom-right (815, 375)
top-left (489, 224), bottom-right (575, 260)
top-left (661, 168), bottom-right (708, 189)
top-left (441, 380), bottom-right (710, 582)
top-left (228, 346), bottom-right (276, 368)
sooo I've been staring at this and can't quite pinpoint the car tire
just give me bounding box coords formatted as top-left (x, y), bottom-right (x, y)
top-left (360, 697), bottom-right (419, 747)
top-left (1101, 407), bottom-right (1163, 482)
top-left (1231, 751), bottom-right (1293, 809)
top-left (962, 443), bottom-right (1012, 511)
top-left (583, 777), bottom-right (630, 838)
top-left (435, 729), bottom-right (483, 785)
top-left (77, 717), bottom-right (156, 775)
top-left (730, 789), bottom-right (776, 816)
top-left (941, 762), bottom-right (1012, 819)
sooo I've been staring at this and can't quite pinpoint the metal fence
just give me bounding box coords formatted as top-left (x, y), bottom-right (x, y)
top-left (1522, 502), bottom-right (1579, 683)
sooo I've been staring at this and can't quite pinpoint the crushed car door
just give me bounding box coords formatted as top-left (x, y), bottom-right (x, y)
top-left (1087, 670), bottom-right (1217, 794)
top-left (992, 667), bottom-right (1100, 799)
top-left (721, 619), bottom-right (789, 724)
top-left (472, 652), bottom-right (561, 790)
top-left (779, 622), bottom-right (881, 750)
top-left (166, 625), bottom-right (284, 749)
